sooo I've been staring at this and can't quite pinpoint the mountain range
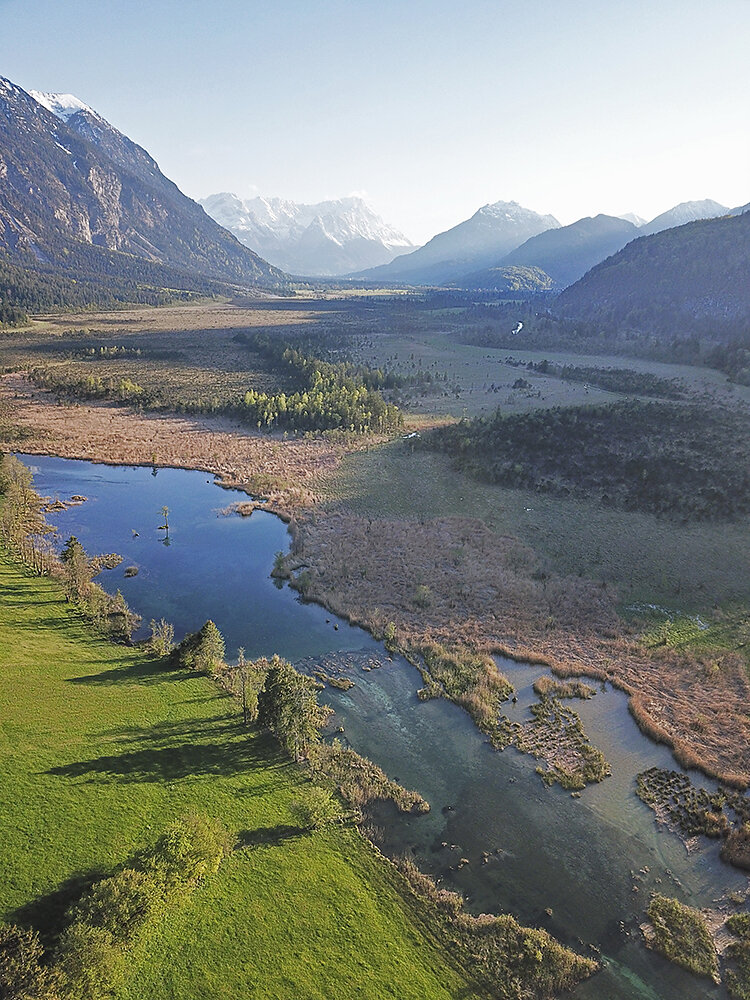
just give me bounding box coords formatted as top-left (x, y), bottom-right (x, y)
top-left (458, 214), bottom-right (639, 290)
top-left (353, 199), bottom-right (743, 292)
top-left (639, 199), bottom-right (729, 236)
top-left (0, 70), bottom-right (748, 327)
top-left (200, 193), bottom-right (415, 276)
top-left (355, 201), bottom-right (561, 286)
top-left (0, 77), bottom-right (284, 300)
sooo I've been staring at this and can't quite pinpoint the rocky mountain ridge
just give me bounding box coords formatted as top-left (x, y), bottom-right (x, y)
top-left (200, 192), bottom-right (415, 276)
top-left (0, 76), bottom-right (284, 292)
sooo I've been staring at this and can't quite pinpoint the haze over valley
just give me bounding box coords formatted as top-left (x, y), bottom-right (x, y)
top-left (1, 3), bottom-right (750, 1000)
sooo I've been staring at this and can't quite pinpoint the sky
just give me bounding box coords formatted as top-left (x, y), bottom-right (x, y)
top-left (1, 0), bottom-right (749, 244)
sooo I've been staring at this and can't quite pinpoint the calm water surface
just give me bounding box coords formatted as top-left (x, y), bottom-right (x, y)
top-left (22, 454), bottom-right (748, 1000)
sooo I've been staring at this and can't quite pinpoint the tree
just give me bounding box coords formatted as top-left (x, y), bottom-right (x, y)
top-left (0, 922), bottom-right (58, 1000)
top-left (194, 621), bottom-right (224, 674)
top-left (236, 648), bottom-right (250, 725)
top-left (109, 589), bottom-right (141, 643)
top-left (60, 536), bottom-right (91, 603)
top-left (257, 661), bottom-right (331, 759)
top-left (148, 619), bottom-right (175, 657)
top-left (289, 786), bottom-right (342, 831)
top-left (55, 923), bottom-right (124, 1000)
top-left (173, 621), bottom-right (225, 675)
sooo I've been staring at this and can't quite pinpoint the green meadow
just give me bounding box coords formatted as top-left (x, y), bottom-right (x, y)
top-left (0, 552), bottom-right (484, 999)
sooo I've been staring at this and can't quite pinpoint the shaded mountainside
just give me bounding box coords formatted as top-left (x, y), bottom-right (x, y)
top-left (639, 199), bottom-right (729, 237)
top-left (497, 214), bottom-right (638, 289)
top-left (0, 77), bottom-right (286, 307)
top-left (201, 193), bottom-right (415, 276)
top-left (449, 264), bottom-right (555, 294)
top-left (355, 201), bottom-right (559, 285)
top-left (556, 211), bottom-right (750, 333)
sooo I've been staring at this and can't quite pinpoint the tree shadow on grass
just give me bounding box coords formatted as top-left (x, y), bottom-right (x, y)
top-left (7, 615), bottom-right (76, 631)
top-left (236, 824), bottom-right (302, 849)
top-left (66, 659), bottom-right (194, 687)
top-left (45, 721), bottom-right (287, 784)
top-left (94, 714), bottom-right (265, 747)
top-left (10, 869), bottom-right (105, 946)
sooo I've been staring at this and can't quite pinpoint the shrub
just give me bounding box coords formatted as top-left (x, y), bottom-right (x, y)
top-left (290, 786), bottom-right (342, 830)
top-left (173, 621), bottom-right (225, 675)
top-left (0, 922), bottom-right (58, 1000)
top-left (645, 894), bottom-right (719, 981)
top-left (65, 869), bottom-right (158, 944)
top-left (413, 584), bottom-right (431, 609)
top-left (138, 813), bottom-right (233, 890)
top-left (723, 824), bottom-right (750, 871)
top-left (55, 923), bottom-right (124, 1000)
top-left (147, 618), bottom-right (174, 657)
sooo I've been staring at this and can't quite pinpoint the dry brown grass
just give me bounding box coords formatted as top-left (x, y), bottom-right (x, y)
top-left (29, 299), bottom-right (318, 336)
top-left (290, 510), bottom-right (750, 786)
top-left (0, 372), bottom-right (351, 509)
top-left (4, 300), bottom-right (749, 789)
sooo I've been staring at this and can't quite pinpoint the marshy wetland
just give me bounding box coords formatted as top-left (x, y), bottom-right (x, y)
top-left (26, 452), bottom-right (750, 1000)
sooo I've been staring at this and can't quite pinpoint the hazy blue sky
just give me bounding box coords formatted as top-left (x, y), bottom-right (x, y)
top-left (2, 0), bottom-right (749, 242)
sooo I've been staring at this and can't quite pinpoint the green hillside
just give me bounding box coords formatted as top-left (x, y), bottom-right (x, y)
top-left (556, 211), bottom-right (750, 335)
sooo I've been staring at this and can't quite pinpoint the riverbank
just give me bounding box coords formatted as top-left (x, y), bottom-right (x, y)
top-left (0, 371), bottom-right (355, 509)
top-left (10, 451), bottom-right (749, 1000)
top-left (0, 550), bottom-right (496, 999)
top-left (3, 369), bottom-right (748, 789)
top-left (289, 510), bottom-right (750, 788)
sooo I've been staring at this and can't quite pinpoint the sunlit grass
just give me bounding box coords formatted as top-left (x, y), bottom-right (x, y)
top-left (0, 552), bottom-right (482, 999)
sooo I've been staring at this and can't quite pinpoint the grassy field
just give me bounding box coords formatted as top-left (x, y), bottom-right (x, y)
top-left (320, 441), bottom-right (750, 613)
top-left (7, 298), bottom-right (750, 426)
top-left (0, 552), bottom-right (485, 1000)
top-left (345, 321), bottom-right (750, 419)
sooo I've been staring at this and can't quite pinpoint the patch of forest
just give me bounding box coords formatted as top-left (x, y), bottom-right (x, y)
top-left (556, 212), bottom-right (750, 334)
top-left (0, 248), bottom-right (244, 318)
top-left (505, 358), bottom-right (686, 399)
top-left (454, 302), bottom-right (731, 367)
top-left (705, 335), bottom-right (750, 385)
top-left (30, 332), bottom-right (404, 434)
top-left (422, 399), bottom-right (750, 520)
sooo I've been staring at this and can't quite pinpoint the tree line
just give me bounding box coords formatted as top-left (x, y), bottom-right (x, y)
top-left (0, 454), bottom-right (140, 640)
top-left (28, 333), bottom-right (405, 434)
top-left (422, 399), bottom-right (750, 520)
top-left (0, 812), bottom-right (232, 1000)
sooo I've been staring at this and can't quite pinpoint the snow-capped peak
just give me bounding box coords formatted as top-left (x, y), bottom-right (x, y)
top-left (200, 192), bottom-right (416, 276)
top-left (475, 200), bottom-right (560, 230)
top-left (618, 212), bottom-right (646, 227)
top-left (30, 91), bottom-right (97, 122)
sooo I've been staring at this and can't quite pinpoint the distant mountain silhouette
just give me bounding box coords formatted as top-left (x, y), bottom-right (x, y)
top-left (354, 201), bottom-right (559, 285)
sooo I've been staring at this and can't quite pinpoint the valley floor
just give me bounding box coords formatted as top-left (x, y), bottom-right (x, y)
top-left (2, 317), bottom-right (749, 787)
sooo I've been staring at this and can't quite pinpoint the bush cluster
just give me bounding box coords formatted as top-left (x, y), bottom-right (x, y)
top-left (29, 333), bottom-right (404, 435)
top-left (423, 399), bottom-right (750, 520)
top-left (0, 814), bottom-right (231, 1000)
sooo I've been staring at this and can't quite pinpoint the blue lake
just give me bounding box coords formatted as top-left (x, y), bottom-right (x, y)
top-left (21, 453), bottom-right (748, 1000)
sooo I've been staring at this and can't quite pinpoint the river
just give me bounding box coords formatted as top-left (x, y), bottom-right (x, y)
top-left (20, 453), bottom-right (748, 1000)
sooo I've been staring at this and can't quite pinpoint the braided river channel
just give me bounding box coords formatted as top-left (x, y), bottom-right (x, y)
top-left (22, 453), bottom-right (748, 1000)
